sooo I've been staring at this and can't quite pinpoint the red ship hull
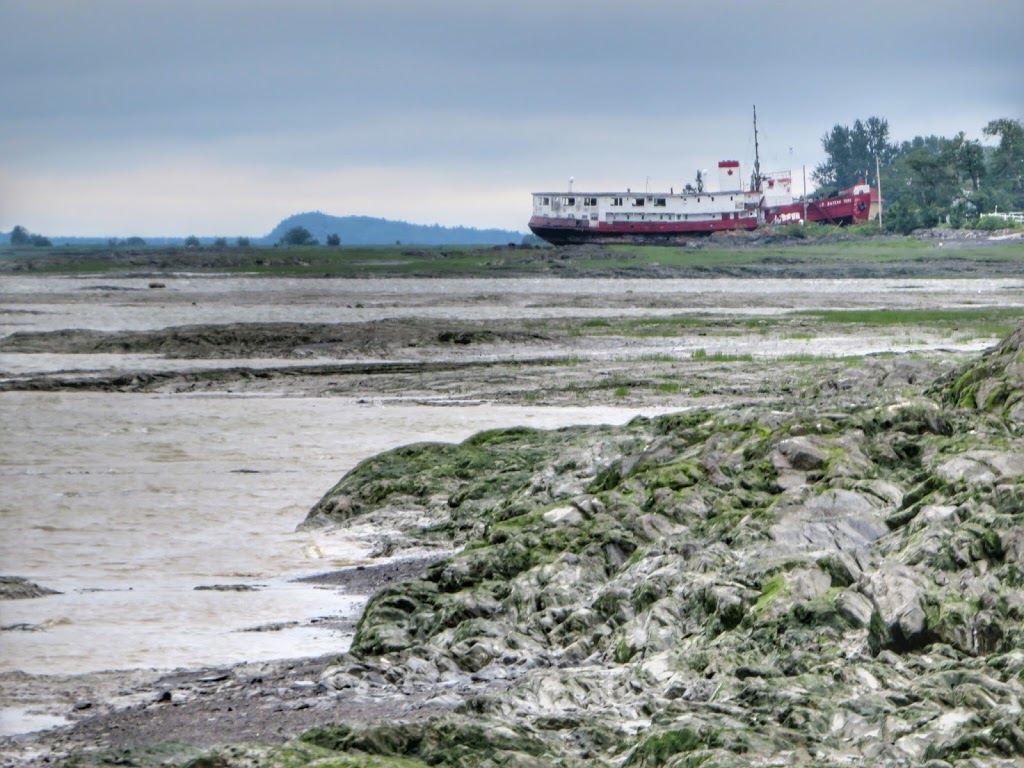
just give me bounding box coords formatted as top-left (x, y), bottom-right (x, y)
top-left (528, 213), bottom-right (759, 245)
top-left (764, 188), bottom-right (873, 227)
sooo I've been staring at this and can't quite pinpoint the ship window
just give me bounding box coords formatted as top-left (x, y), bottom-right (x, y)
top-left (543, 197), bottom-right (550, 205)
top-left (564, 197), bottom-right (576, 206)
top-left (585, 197), bottom-right (598, 206)
top-left (632, 198), bottom-right (644, 207)
top-left (654, 198), bottom-right (666, 207)
top-left (711, 196), bottom-right (715, 201)
top-left (611, 197), bottom-right (623, 206)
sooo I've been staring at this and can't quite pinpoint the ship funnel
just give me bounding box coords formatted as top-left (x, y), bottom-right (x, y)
top-left (718, 161), bottom-right (741, 192)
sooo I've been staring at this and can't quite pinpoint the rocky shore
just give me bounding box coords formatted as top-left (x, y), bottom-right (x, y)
top-left (4, 320), bottom-right (1024, 765)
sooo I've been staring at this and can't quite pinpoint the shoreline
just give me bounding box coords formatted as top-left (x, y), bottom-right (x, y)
top-left (0, 556), bottom-right (451, 761)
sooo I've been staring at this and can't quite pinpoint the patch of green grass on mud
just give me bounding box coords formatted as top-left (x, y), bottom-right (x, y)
top-left (772, 353), bottom-right (872, 363)
top-left (796, 308), bottom-right (1024, 338)
top-left (691, 349), bottom-right (754, 362)
top-left (587, 246), bottom-right (767, 268)
top-left (222, 247), bottom-right (508, 276)
top-left (609, 238), bottom-right (1024, 264)
top-left (608, 239), bottom-right (928, 264)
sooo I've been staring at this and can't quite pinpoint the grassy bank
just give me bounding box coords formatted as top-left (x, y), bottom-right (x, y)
top-left (1, 234), bottom-right (1021, 277)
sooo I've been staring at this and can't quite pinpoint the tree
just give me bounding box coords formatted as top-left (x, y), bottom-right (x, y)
top-left (903, 144), bottom-right (959, 208)
top-left (950, 132), bottom-right (985, 191)
top-left (983, 118), bottom-right (1024, 196)
top-left (184, 235), bottom-right (201, 248)
top-left (325, 233), bottom-right (341, 246)
top-left (280, 226), bottom-right (316, 246)
top-left (10, 225), bottom-right (50, 246)
top-left (212, 237), bottom-right (228, 248)
top-left (236, 237), bottom-right (251, 247)
top-left (814, 117), bottom-right (895, 191)
top-left (880, 134), bottom-right (975, 227)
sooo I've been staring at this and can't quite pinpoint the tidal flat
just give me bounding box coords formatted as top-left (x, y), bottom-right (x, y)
top-left (2, 243), bottom-right (1024, 766)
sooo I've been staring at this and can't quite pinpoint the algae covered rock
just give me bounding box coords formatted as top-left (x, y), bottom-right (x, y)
top-left (79, 327), bottom-right (1024, 768)
top-left (863, 562), bottom-right (932, 652)
top-left (299, 423), bottom-right (654, 556)
top-left (0, 575), bottom-right (60, 599)
top-left (942, 323), bottom-right (1024, 420)
top-left (312, 323), bottom-right (1024, 766)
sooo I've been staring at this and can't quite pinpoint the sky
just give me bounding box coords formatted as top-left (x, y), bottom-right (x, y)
top-left (2, 0), bottom-right (1022, 238)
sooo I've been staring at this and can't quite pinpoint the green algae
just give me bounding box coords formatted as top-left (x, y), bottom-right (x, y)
top-left (627, 727), bottom-right (721, 767)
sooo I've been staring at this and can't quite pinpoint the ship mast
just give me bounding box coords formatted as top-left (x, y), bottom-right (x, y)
top-left (751, 105), bottom-right (763, 192)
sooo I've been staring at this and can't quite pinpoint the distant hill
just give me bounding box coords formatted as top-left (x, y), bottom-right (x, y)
top-left (261, 212), bottom-right (525, 246)
top-left (1, 213), bottom-right (528, 248)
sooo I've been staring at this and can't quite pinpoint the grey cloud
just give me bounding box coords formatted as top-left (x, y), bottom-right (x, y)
top-left (2, 0), bottom-right (1022, 233)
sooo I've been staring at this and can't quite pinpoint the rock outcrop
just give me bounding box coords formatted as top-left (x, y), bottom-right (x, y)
top-left (0, 576), bottom-right (60, 600)
top-left (942, 323), bottom-right (1024, 421)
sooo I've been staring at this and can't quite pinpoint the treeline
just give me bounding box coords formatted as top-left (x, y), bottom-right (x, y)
top-left (0, 231), bottom-right (251, 248)
top-left (814, 116), bottom-right (1024, 233)
top-left (8, 225), bottom-right (52, 247)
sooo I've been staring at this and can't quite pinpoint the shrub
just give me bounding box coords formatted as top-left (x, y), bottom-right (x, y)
top-left (972, 215), bottom-right (1020, 231)
top-left (775, 222), bottom-right (809, 239)
top-left (845, 221), bottom-right (883, 237)
top-left (883, 200), bottom-right (921, 234)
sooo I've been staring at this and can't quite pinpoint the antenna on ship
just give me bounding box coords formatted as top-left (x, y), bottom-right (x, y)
top-left (751, 105), bottom-right (763, 192)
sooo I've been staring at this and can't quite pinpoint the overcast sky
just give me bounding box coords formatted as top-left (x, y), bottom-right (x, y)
top-left (2, 0), bottom-right (1022, 237)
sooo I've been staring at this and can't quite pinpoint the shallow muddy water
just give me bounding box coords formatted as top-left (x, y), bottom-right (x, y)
top-left (0, 392), bottom-right (669, 677)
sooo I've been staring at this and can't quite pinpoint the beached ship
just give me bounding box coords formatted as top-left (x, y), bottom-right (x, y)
top-left (528, 112), bottom-right (874, 245)
top-left (528, 162), bottom-right (873, 245)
